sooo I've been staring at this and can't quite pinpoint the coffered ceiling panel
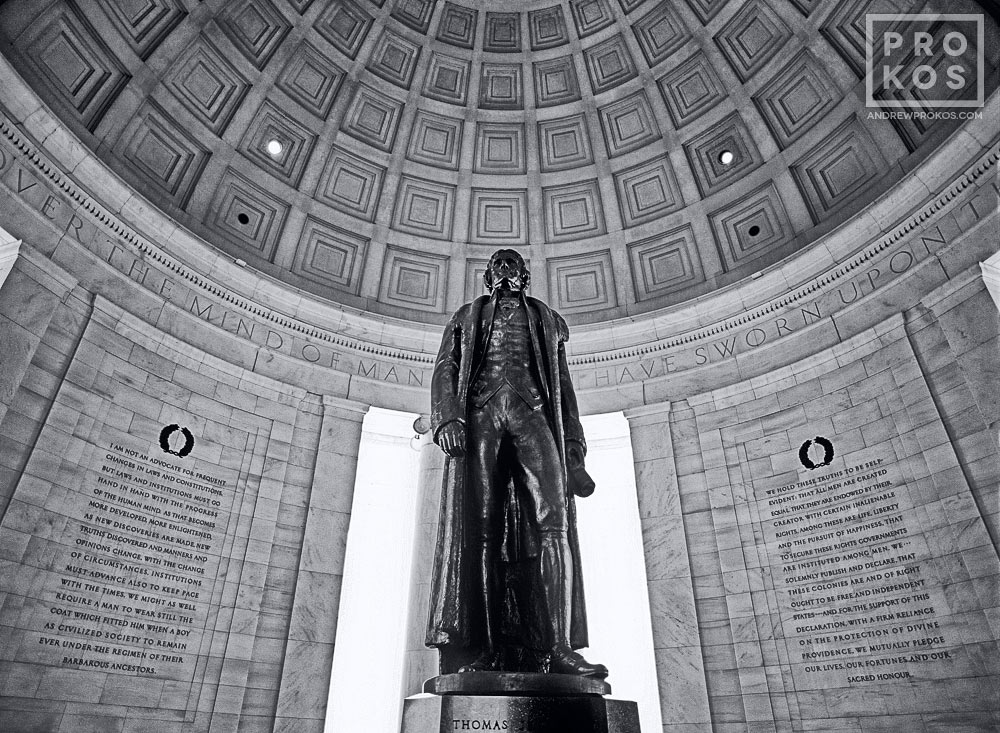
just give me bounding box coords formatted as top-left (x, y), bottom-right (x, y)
top-left (1, 0), bottom-right (994, 325)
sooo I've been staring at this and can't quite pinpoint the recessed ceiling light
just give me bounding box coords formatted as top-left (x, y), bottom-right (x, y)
top-left (266, 139), bottom-right (284, 156)
top-left (718, 150), bottom-right (735, 165)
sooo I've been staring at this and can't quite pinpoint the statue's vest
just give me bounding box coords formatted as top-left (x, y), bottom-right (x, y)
top-left (470, 296), bottom-right (544, 410)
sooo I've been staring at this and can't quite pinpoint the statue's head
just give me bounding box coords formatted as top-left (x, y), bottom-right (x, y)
top-left (484, 249), bottom-right (529, 294)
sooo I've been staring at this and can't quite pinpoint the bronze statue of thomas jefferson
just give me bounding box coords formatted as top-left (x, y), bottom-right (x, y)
top-left (426, 249), bottom-right (606, 678)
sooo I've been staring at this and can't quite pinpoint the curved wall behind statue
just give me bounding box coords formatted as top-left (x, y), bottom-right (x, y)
top-left (0, 56), bottom-right (998, 733)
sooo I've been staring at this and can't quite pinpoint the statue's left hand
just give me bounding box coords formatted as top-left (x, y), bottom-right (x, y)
top-left (437, 421), bottom-right (466, 457)
top-left (566, 441), bottom-right (585, 469)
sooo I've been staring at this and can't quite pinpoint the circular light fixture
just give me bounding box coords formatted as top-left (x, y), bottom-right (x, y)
top-left (266, 139), bottom-right (284, 156)
top-left (237, 213), bottom-right (250, 226)
top-left (748, 225), bottom-right (761, 237)
top-left (718, 150), bottom-right (735, 165)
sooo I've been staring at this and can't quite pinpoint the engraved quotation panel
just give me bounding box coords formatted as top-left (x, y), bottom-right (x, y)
top-left (714, 330), bottom-right (999, 715)
top-left (0, 348), bottom-right (260, 691)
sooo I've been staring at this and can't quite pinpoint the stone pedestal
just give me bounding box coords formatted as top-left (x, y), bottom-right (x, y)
top-left (401, 674), bottom-right (640, 733)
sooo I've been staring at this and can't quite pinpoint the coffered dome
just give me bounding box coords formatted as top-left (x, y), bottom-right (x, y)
top-left (1, 0), bottom-right (995, 324)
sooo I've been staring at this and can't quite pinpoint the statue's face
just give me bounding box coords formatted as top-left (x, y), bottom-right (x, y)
top-left (485, 250), bottom-right (529, 293)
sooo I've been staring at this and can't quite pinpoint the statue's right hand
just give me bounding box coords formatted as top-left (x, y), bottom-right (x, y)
top-left (437, 422), bottom-right (466, 457)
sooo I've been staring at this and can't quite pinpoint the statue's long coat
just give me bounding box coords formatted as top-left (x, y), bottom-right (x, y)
top-left (427, 293), bottom-right (589, 652)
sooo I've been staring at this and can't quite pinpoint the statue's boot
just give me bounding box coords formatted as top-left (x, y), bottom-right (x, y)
top-left (458, 650), bottom-right (502, 673)
top-left (459, 540), bottom-right (502, 673)
top-left (549, 644), bottom-right (608, 678)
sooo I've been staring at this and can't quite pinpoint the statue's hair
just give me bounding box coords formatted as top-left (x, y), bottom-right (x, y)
top-left (483, 248), bottom-right (530, 292)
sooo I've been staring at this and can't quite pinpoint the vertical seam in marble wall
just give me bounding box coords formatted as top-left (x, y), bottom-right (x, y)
top-left (0, 245), bottom-right (87, 521)
top-left (263, 391), bottom-right (324, 729)
top-left (670, 398), bottom-right (736, 729)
